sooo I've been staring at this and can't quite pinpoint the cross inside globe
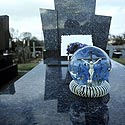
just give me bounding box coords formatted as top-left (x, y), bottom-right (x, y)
top-left (68, 46), bottom-right (111, 87)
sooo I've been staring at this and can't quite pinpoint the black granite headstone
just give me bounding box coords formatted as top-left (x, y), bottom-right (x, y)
top-left (40, 0), bottom-right (111, 61)
top-left (0, 15), bottom-right (9, 53)
top-left (0, 15), bottom-right (17, 88)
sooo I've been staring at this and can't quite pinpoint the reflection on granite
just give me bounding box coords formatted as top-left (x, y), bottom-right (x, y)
top-left (45, 62), bottom-right (110, 125)
top-left (69, 95), bottom-right (109, 125)
top-left (0, 60), bottom-right (125, 125)
top-left (0, 83), bottom-right (15, 95)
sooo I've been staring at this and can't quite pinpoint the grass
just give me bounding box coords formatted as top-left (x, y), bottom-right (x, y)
top-left (112, 58), bottom-right (125, 65)
top-left (18, 62), bottom-right (38, 71)
top-left (18, 58), bottom-right (42, 71)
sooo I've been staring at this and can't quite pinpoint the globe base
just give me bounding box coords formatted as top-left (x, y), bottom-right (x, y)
top-left (69, 80), bottom-right (110, 98)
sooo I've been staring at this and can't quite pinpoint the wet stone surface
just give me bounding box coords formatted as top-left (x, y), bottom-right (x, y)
top-left (0, 60), bottom-right (125, 125)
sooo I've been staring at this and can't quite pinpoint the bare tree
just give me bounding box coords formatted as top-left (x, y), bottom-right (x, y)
top-left (19, 32), bottom-right (32, 44)
top-left (9, 28), bottom-right (19, 41)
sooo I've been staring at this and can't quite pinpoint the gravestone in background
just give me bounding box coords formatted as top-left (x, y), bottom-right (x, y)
top-left (40, 0), bottom-right (111, 61)
top-left (0, 15), bottom-right (17, 89)
top-left (0, 15), bottom-right (9, 54)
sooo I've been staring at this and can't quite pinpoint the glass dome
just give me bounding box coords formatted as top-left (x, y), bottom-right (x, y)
top-left (68, 46), bottom-right (111, 86)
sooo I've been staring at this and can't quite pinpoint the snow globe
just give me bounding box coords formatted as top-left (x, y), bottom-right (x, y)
top-left (68, 46), bottom-right (111, 98)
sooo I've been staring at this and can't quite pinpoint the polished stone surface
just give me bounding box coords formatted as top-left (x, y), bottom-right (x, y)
top-left (0, 60), bottom-right (125, 125)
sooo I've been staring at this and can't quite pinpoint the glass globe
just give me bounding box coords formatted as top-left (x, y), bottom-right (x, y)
top-left (68, 46), bottom-right (111, 86)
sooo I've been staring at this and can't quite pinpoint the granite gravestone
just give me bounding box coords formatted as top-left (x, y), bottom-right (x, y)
top-left (40, 0), bottom-right (111, 61)
top-left (0, 15), bottom-right (17, 88)
top-left (0, 15), bottom-right (9, 54)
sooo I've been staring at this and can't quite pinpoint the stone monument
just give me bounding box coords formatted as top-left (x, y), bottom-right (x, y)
top-left (40, 0), bottom-right (111, 61)
top-left (0, 15), bottom-right (9, 54)
top-left (0, 15), bottom-right (17, 88)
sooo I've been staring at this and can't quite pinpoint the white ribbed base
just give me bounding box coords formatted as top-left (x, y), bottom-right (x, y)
top-left (69, 80), bottom-right (110, 98)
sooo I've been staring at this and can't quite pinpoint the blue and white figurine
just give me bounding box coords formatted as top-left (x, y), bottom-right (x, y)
top-left (68, 46), bottom-right (111, 98)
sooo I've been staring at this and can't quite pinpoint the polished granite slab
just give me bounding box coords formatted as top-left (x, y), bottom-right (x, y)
top-left (0, 60), bottom-right (125, 125)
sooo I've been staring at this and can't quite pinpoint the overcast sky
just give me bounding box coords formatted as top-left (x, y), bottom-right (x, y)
top-left (0, 0), bottom-right (125, 40)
